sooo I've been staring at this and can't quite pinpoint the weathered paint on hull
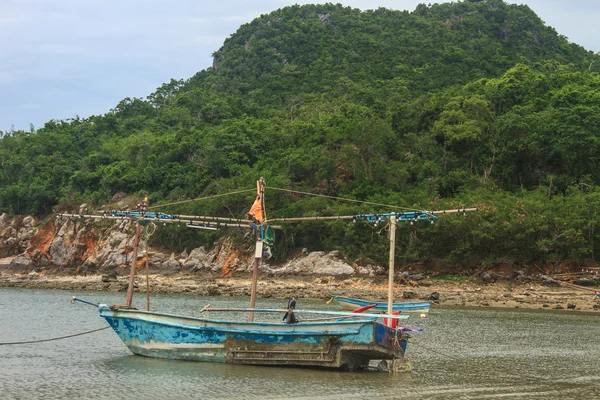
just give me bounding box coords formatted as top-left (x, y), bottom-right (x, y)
top-left (334, 296), bottom-right (430, 313)
top-left (99, 306), bottom-right (407, 369)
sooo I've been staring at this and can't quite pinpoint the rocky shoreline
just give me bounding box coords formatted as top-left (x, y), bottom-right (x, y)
top-left (2, 270), bottom-right (599, 312)
top-left (1, 211), bottom-right (599, 313)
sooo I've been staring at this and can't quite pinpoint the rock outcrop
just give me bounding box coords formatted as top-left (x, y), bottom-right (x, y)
top-left (265, 251), bottom-right (355, 276)
top-left (0, 213), bottom-right (37, 258)
top-left (0, 213), bottom-right (383, 278)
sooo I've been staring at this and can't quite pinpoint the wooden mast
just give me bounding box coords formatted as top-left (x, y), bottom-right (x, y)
top-left (125, 197), bottom-right (147, 307)
top-left (144, 226), bottom-right (150, 311)
top-left (248, 177), bottom-right (265, 322)
top-left (387, 215), bottom-right (397, 325)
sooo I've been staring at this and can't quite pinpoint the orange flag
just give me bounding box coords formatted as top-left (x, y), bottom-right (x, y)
top-left (248, 195), bottom-right (263, 222)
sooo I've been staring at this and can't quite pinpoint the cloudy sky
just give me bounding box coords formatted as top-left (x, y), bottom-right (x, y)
top-left (1, 0), bottom-right (598, 132)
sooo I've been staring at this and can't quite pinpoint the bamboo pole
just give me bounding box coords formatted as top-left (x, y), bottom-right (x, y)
top-left (298, 316), bottom-right (365, 322)
top-left (248, 241), bottom-right (261, 322)
top-left (201, 307), bottom-right (410, 320)
top-left (264, 208), bottom-right (477, 223)
top-left (248, 177), bottom-right (265, 322)
top-left (144, 227), bottom-right (150, 312)
top-left (260, 177), bottom-right (267, 222)
top-left (59, 208), bottom-right (478, 225)
top-left (61, 208), bottom-right (483, 227)
top-left (176, 215), bottom-right (252, 223)
top-left (387, 216), bottom-right (397, 326)
top-left (125, 198), bottom-right (147, 307)
top-left (429, 208), bottom-right (478, 215)
top-left (266, 215), bottom-right (355, 223)
top-left (125, 223), bottom-right (141, 307)
top-left (57, 213), bottom-right (282, 230)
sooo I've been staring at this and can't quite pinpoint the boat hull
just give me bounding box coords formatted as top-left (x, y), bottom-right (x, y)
top-left (334, 296), bottom-right (430, 313)
top-left (99, 306), bottom-right (408, 369)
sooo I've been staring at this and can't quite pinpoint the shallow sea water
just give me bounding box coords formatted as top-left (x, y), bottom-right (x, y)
top-left (1, 288), bottom-right (599, 399)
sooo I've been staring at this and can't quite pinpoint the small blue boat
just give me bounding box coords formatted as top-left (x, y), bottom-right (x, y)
top-left (97, 304), bottom-right (412, 370)
top-left (334, 296), bottom-right (430, 314)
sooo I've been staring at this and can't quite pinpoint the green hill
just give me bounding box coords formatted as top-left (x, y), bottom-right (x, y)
top-left (1, 0), bottom-right (599, 269)
top-left (205, 1), bottom-right (590, 99)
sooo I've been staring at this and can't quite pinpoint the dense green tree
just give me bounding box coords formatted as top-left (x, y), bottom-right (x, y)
top-left (1, 1), bottom-right (600, 269)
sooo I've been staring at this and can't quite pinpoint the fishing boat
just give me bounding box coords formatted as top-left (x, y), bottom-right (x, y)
top-left (63, 178), bottom-right (474, 370)
top-left (82, 302), bottom-right (411, 369)
top-left (333, 296), bottom-right (430, 314)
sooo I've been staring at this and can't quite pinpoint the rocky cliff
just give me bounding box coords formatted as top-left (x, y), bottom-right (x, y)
top-left (0, 212), bottom-right (383, 279)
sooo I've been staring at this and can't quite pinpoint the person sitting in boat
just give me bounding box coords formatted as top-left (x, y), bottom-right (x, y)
top-left (283, 297), bottom-right (298, 324)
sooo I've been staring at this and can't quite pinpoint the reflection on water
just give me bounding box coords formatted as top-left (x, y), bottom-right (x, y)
top-left (1, 288), bottom-right (599, 399)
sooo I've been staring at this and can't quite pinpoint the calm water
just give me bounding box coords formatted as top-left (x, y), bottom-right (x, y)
top-left (1, 288), bottom-right (599, 399)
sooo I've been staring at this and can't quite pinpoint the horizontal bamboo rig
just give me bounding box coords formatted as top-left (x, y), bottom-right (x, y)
top-left (265, 208), bottom-right (478, 223)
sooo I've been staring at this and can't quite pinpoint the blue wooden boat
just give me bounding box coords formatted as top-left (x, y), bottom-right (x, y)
top-left (334, 296), bottom-right (430, 314)
top-left (96, 303), bottom-right (412, 370)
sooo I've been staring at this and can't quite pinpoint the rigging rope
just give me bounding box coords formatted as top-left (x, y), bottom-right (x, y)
top-left (146, 185), bottom-right (420, 212)
top-left (147, 188), bottom-right (256, 210)
top-left (147, 184), bottom-right (422, 214)
top-left (266, 186), bottom-right (420, 211)
top-left (0, 326), bottom-right (111, 345)
top-left (144, 222), bottom-right (157, 239)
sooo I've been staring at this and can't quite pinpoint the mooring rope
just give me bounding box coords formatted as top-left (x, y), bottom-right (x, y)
top-left (0, 326), bottom-right (111, 345)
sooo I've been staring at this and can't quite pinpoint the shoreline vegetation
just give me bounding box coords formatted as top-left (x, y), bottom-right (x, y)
top-left (2, 269), bottom-right (599, 313)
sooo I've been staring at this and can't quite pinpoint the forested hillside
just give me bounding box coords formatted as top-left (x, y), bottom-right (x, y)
top-left (1, 0), bottom-right (599, 269)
